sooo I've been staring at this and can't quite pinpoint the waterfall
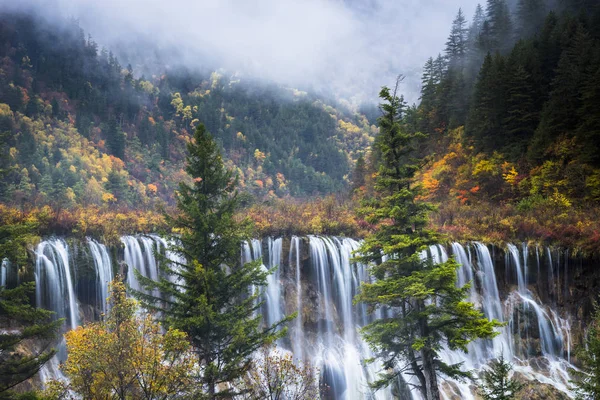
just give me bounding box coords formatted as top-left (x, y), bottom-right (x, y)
top-left (27, 235), bottom-right (577, 398)
top-left (265, 238), bottom-right (283, 327)
top-left (88, 238), bottom-right (113, 314)
top-left (307, 236), bottom-right (392, 400)
top-left (35, 239), bottom-right (78, 330)
top-left (0, 258), bottom-right (7, 288)
top-left (290, 236), bottom-right (304, 361)
top-left (121, 235), bottom-right (162, 293)
top-left (34, 239), bottom-right (79, 384)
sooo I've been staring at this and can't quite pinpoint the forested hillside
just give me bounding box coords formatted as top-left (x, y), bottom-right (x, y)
top-left (2, 0), bottom-right (600, 250)
top-left (0, 12), bottom-right (374, 213)
top-left (398, 0), bottom-right (600, 252)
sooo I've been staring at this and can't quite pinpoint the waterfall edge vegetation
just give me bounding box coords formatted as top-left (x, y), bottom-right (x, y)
top-left (132, 124), bottom-right (289, 398)
top-left (354, 81), bottom-right (501, 399)
top-left (0, 97), bottom-right (598, 400)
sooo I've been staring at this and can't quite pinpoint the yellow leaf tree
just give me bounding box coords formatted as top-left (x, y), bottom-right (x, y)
top-left (59, 278), bottom-right (196, 399)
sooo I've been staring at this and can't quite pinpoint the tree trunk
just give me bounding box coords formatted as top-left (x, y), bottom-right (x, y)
top-left (417, 300), bottom-right (440, 400)
top-left (421, 347), bottom-right (440, 400)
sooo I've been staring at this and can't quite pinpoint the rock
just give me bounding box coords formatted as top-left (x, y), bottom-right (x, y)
top-left (517, 381), bottom-right (570, 400)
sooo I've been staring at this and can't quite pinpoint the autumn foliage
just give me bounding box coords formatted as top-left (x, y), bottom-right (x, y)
top-left (48, 278), bottom-right (195, 399)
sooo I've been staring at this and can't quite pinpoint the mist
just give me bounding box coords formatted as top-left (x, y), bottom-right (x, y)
top-left (0, 0), bottom-right (481, 103)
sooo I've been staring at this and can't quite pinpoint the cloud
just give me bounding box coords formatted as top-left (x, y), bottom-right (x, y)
top-left (0, 0), bottom-right (481, 103)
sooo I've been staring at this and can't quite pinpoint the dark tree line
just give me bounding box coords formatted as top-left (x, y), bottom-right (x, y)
top-left (416, 0), bottom-right (600, 196)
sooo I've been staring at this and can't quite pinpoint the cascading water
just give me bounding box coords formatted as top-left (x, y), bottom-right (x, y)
top-left (290, 236), bottom-right (304, 361)
top-left (121, 235), bottom-right (162, 293)
top-left (34, 239), bottom-right (79, 384)
top-left (303, 236), bottom-right (392, 400)
top-left (88, 238), bottom-right (113, 314)
top-left (28, 236), bottom-right (578, 398)
top-left (265, 238), bottom-right (283, 327)
top-left (35, 239), bottom-right (78, 330)
top-left (0, 258), bottom-right (7, 288)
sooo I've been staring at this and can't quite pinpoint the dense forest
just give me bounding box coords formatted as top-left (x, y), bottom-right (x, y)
top-left (2, 0), bottom-right (600, 399)
top-left (0, 11), bottom-right (374, 211)
top-left (399, 0), bottom-right (600, 252)
top-left (2, 0), bottom-right (600, 250)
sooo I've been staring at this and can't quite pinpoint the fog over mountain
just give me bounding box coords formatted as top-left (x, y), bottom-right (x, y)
top-left (0, 0), bottom-right (480, 103)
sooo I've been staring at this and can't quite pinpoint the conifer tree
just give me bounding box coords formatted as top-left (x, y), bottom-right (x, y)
top-left (356, 79), bottom-right (500, 400)
top-left (136, 124), bottom-right (287, 399)
top-left (529, 25), bottom-right (591, 162)
top-left (445, 9), bottom-right (468, 68)
top-left (0, 213), bottom-right (62, 397)
top-left (516, 0), bottom-right (547, 38)
top-left (481, 0), bottom-right (514, 54)
top-left (465, 4), bottom-right (487, 90)
top-left (576, 50), bottom-right (600, 167)
top-left (503, 63), bottom-right (538, 159)
top-left (105, 116), bottom-right (125, 160)
top-left (466, 53), bottom-right (507, 153)
top-left (468, 4), bottom-right (486, 46)
top-left (419, 58), bottom-right (438, 133)
top-left (478, 355), bottom-right (523, 400)
top-left (571, 305), bottom-right (600, 399)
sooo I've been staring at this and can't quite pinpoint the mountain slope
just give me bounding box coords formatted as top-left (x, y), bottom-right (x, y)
top-left (0, 12), bottom-right (374, 211)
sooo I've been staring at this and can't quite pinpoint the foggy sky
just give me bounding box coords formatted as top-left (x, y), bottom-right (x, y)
top-left (1, 0), bottom-right (481, 103)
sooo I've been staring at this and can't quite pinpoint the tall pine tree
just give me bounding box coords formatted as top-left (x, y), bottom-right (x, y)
top-left (356, 79), bottom-right (500, 400)
top-left (516, 0), bottom-right (547, 38)
top-left (135, 124), bottom-right (288, 398)
top-left (466, 52), bottom-right (508, 153)
top-left (445, 8), bottom-right (469, 68)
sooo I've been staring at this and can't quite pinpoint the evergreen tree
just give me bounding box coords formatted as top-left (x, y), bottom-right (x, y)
top-left (465, 4), bottom-right (487, 90)
top-left (468, 4), bottom-right (486, 46)
top-left (478, 355), bottom-right (523, 400)
top-left (571, 305), bottom-right (600, 399)
top-left (419, 58), bottom-right (438, 133)
top-left (503, 63), bottom-right (538, 159)
top-left (0, 212), bottom-right (62, 397)
top-left (0, 283), bottom-right (62, 398)
top-left (105, 116), bottom-right (126, 160)
top-left (136, 124), bottom-right (288, 398)
top-left (351, 154), bottom-right (367, 193)
top-left (466, 53), bottom-right (508, 153)
top-left (355, 80), bottom-right (500, 400)
top-left (516, 0), bottom-right (547, 38)
top-left (577, 53), bottom-right (600, 167)
top-left (481, 0), bottom-right (514, 54)
top-left (529, 25), bottom-right (591, 162)
top-left (445, 9), bottom-right (469, 68)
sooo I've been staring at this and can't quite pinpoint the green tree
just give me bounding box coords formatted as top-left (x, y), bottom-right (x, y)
top-left (0, 196), bottom-right (62, 398)
top-left (466, 53), bottom-right (507, 153)
top-left (484, 0), bottom-right (513, 54)
top-left (571, 306), bottom-right (600, 399)
top-left (136, 124), bottom-right (289, 399)
top-left (445, 8), bottom-right (468, 68)
top-left (105, 116), bottom-right (126, 160)
top-left (516, 0), bottom-right (546, 38)
top-left (503, 63), bottom-right (538, 160)
top-left (0, 283), bottom-right (62, 399)
top-left (355, 80), bottom-right (500, 400)
top-left (478, 355), bottom-right (523, 400)
top-left (529, 25), bottom-right (591, 163)
top-left (351, 154), bottom-right (367, 193)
